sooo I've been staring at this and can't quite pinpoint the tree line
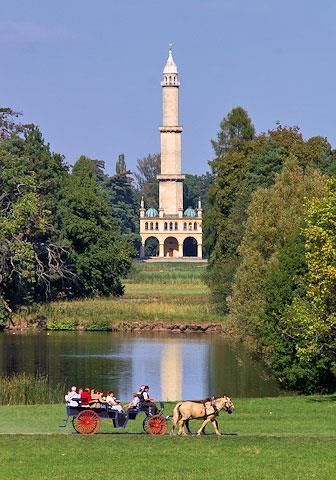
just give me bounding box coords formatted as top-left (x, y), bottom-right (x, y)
top-left (2, 104), bottom-right (334, 394)
top-left (204, 107), bottom-right (336, 393)
top-left (0, 108), bottom-right (211, 326)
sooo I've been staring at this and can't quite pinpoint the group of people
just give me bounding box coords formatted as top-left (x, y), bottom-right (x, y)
top-left (65, 387), bottom-right (123, 411)
top-left (65, 384), bottom-right (158, 413)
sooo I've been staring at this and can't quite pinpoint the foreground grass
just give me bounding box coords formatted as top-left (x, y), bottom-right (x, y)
top-left (23, 262), bottom-right (225, 329)
top-left (0, 396), bottom-right (335, 479)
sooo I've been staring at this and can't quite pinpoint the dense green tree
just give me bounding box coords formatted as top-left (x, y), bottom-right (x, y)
top-left (211, 106), bottom-right (256, 157)
top-left (116, 153), bottom-right (127, 175)
top-left (276, 178), bottom-right (336, 392)
top-left (183, 173), bottom-right (213, 211)
top-left (204, 107), bottom-right (255, 258)
top-left (134, 153), bottom-right (160, 207)
top-left (259, 234), bottom-right (309, 390)
top-left (206, 123), bottom-right (336, 312)
top-left (305, 178), bottom-right (336, 314)
top-left (103, 156), bottom-right (140, 249)
top-left (0, 125), bottom-right (70, 324)
top-left (58, 156), bottom-right (134, 297)
top-left (21, 126), bottom-right (68, 212)
top-left (0, 107), bottom-right (32, 139)
top-left (228, 159), bottom-right (327, 336)
top-left (260, 180), bottom-right (336, 393)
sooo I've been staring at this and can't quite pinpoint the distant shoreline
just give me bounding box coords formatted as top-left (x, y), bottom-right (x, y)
top-left (7, 262), bottom-right (229, 333)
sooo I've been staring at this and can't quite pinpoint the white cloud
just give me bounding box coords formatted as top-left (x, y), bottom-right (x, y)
top-left (0, 21), bottom-right (77, 42)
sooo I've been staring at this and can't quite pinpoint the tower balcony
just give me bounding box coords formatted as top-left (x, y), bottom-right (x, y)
top-left (159, 126), bottom-right (183, 133)
top-left (157, 174), bottom-right (185, 181)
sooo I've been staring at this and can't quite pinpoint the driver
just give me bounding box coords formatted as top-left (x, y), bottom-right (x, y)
top-left (138, 385), bottom-right (159, 415)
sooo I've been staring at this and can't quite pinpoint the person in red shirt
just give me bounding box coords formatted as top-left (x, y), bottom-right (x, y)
top-left (80, 387), bottom-right (92, 405)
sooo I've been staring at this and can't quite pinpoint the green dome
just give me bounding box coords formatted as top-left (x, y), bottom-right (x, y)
top-left (184, 207), bottom-right (196, 217)
top-left (145, 207), bottom-right (159, 217)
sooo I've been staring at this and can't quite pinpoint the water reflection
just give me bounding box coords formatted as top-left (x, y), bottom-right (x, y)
top-left (0, 332), bottom-right (280, 400)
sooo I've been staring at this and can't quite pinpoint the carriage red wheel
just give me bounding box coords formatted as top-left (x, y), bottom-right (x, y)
top-left (144, 415), bottom-right (168, 435)
top-left (73, 410), bottom-right (100, 435)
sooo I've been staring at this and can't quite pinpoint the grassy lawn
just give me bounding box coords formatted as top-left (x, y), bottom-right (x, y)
top-left (23, 262), bottom-right (225, 329)
top-left (0, 396), bottom-right (335, 479)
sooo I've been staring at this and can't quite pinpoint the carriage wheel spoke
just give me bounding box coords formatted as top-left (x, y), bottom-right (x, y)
top-left (144, 415), bottom-right (168, 435)
top-left (73, 410), bottom-right (100, 435)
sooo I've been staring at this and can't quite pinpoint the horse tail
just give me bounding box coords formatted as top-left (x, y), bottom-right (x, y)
top-left (171, 402), bottom-right (183, 434)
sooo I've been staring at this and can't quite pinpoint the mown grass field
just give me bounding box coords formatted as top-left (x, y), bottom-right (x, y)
top-left (0, 396), bottom-right (335, 479)
top-left (24, 262), bottom-right (225, 329)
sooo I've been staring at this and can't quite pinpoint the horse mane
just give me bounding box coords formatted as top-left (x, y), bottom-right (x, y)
top-left (184, 396), bottom-right (222, 404)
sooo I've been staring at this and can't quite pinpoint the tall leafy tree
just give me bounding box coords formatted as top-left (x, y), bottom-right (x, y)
top-left (258, 180), bottom-right (336, 392)
top-left (228, 158), bottom-right (327, 336)
top-left (183, 173), bottom-right (213, 210)
top-left (204, 107), bottom-right (255, 258)
top-left (58, 156), bottom-right (134, 297)
top-left (21, 126), bottom-right (68, 213)
top-left (0, 121), bottom-right (70, 325)
top-left (134, 153), bottom-right (160, 207)
top-left (206, 123), bottom-right (336, 312)
top-left (103, 155), bottom-right (140, 249)
top-left (116, 153), bottom-right (127, 175)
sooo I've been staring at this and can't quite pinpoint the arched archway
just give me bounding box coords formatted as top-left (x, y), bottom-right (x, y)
top-left (164, 237), bottom-right (178, 257)
top-left (183, 237), bottom-right (197, 256)
top-left (145, 236), bottom-right (159, 257)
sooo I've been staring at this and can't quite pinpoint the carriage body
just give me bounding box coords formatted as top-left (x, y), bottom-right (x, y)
top-left (64, 401), bottom-right (168, 435)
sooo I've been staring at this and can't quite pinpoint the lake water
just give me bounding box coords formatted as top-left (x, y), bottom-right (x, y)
top-left (0, 331), bottom-right (281, 400)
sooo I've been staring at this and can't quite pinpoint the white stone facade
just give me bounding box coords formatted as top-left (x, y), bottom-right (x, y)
top-left (139, 47), bottom-right (203, 259)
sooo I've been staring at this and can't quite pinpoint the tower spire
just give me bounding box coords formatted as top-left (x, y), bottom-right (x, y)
top-left (162, 44), bottom-right (179, 85)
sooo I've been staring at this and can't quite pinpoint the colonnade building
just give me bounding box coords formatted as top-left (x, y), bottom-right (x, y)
top-left (139, 47), bottom-right (203, 259)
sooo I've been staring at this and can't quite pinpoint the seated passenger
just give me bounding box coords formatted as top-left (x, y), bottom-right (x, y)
top-left (90, 388), bottom-right (104, 408)
top-left (65, 386), bottom-right (80, 407)
top-left (126, 393), bottom-right (140, 410)
top-left (80, 387), bottom-right (92, 406)
top-left (106, 391), bottom-right (123, 412)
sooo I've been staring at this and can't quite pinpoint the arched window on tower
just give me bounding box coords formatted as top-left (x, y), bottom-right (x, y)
top-left (155, 222), bottom-right (159, 230)
top-left (145, 222), bottom-right (148, 230)
top-left (164, 222), bottom-right (168, 230)
top-left (194, 222), bottom-right (197, 230)
top-left (188, 222), bottom-right (192, 231)
top-left (169, 75), bottom-right (172, 84)
top-left (183, 222), bottom-right (187, 231)
top-left (169, 222), bottom-right (173, 230)
top-left (175, 222), bottom-right (178, 230)
top-left (150, 222), bottom-right (153, 230)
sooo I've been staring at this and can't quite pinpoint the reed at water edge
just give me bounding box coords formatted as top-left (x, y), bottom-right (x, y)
top-left (0, 374), bottom-right (65, 405)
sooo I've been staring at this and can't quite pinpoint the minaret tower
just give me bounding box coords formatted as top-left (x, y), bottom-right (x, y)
top-left (157, 45), bottom-right (185, 216)
top-left (139, 46), bottom-right (203, 259)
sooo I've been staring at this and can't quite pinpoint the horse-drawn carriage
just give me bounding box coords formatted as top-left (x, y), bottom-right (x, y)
top-left (61, 394), bottom-right (234, 436)
top-left (62, 401), bottom-right (169, 435)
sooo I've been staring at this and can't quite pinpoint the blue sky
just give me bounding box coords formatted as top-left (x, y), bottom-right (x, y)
top-left (1, 0), bottom-right (335, 175)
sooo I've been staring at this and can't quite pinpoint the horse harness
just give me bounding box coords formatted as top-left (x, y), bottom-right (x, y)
top-left (193, 396), bottom-right (219, 420)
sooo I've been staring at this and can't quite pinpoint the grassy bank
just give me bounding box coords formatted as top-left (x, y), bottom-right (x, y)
top-left (22, 262), bottom-right (225, 330)
top-left (0, 396), bottom-right (335, 479)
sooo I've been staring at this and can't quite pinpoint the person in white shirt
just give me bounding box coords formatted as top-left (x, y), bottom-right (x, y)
top-left (106, 391), bottom-right (123, 412)
top-left (65, 386), bottom-right (80, 407)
